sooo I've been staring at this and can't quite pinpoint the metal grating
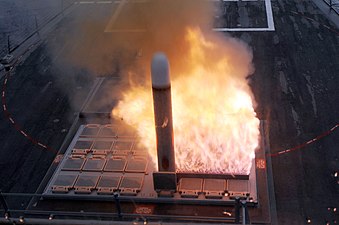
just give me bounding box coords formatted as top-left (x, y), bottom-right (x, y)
top-left (104, 157), bottom-right (127, 172)
top-left (61, 158), bottom-right (85, 171)
top-left (74, 175), bottom-right (99, 194)
top-left (82, 158), bottom-right (106, 171)
top-left (51, 174), bottom-right (78, 193)
top-left (178, 178), bottom-right (203, 198)
top-left (125, 157), bottom-right (148, 173)
top-left (120, 176), bottom-right (144, 196)
top-left (97, 175), bottom-right (122, 195)
top-left (203, 179), bottom-right (226, 199)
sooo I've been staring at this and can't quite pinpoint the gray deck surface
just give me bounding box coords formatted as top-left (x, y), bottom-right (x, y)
top-left (0, 0), bottom-right (338, 224)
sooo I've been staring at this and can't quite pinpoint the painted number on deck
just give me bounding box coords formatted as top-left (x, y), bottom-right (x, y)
top-left (256, 159), bottom-right (266, 169)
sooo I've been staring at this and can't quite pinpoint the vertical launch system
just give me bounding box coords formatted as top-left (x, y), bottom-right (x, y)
top-left (39, 52), bottom-right (274, 224)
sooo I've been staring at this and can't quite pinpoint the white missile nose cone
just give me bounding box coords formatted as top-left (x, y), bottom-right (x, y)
top-left (151, 52), bottom-right (171, 88)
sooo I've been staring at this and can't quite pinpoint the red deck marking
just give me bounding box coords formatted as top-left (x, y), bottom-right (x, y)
top-left (270, 124), bottom-right (338, 157)
top-left (256, 159), bottom-right (266, 169)
top-left (1, 43), bottom-right (57, 154)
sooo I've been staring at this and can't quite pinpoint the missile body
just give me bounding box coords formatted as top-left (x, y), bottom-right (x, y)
top-left (151, 53), bottom-right (175, 172)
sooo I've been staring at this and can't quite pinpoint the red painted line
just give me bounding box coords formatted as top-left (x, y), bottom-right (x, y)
top-left (1, 44), bottom-right (57, 154)
top-left (260, 18), bottom-right (338, 157)
top-left (269, 123), bottom-right (339, 157)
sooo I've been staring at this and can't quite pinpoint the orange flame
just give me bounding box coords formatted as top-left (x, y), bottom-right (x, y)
top-left (112, 27), bottom-right (259, 175)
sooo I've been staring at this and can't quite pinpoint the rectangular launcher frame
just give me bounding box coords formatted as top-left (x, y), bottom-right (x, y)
top-left (44, 124), bottom-right (259, 205)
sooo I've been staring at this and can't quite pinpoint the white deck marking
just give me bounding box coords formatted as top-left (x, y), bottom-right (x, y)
top-left (214, 0), bottom-right (275, 31)
top-left (20, 131), bottom-right (28, 137)
top-left (265, 0), bottom-right (275, 31)
top-left (105, 0), bottom-right (275, 33)
top-left (211, 0), bottom-right (262, 2)
top-left (104, 0), bottom-right (128, 32)
top-left (97, 1), bottom-right (113, 3)
top-left (79, 1), bottom-right (95, 4)
top-left (9, 117), bottom-right (15, 124)
top-left (214, 27), bottom-right (273, 32)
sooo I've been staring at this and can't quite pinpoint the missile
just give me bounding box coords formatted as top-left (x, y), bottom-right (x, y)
top-left (151, 53), bottom-right (175, 172)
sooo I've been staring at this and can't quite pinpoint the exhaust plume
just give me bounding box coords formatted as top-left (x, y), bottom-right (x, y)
top-left (48, 0), bottom-right (259, 174)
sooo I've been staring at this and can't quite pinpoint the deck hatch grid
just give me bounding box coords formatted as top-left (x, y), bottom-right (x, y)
top-left (92, 141), bottom-right (114, 155)
top-left (203, 179), bottom-right (226, 199)
top-left (72, 140), bottom-right (93, 155)
top-left (115, 128), bottom-right (136, 138)
top-left (125, 157), bottom-right (148, 173)
top-left (227, 179), bottom-right (249, 197)
top-left (178, 178), bottom-right (203, 198)
top-left (72, 149), bottom-right (90, 155)
top-left (113, 141), bottom-right (134, 151)
top-left (51, 174), bottom-right (78, 193)
top-left (45, 124), bottom-right (259, 204)
top-left (98, 125), bottom-right (118, 137)
top-left (93, 141), bottom-right (113, 150)
top-left (153, 172), bottom-right (177, 191)
top-left (74, 140), bottom-right (93, 149)
top-left (61, 158), bottom-right (85, 171)
top-left (82, 158), bottom-right (106, 171)
top-left (112, 150), bottom-right (131, 156)
top-left (132, 150), bottom-right (149, 157)
top-left (119, 176), bottom-right (144, 196)
top-left (80, 125), bottom-right (101, 137)
top-left (74, 175), bottom-right (100, 194)
top-left (97, 175), bottom-right (122, 195)
top-left (104, 157), bottom-right (127, 172)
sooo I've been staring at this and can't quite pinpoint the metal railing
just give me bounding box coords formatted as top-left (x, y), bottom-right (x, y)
top-left (0, 192), bottom-right (246, 224)
top-left (0, 0), bottom-right (76, 58)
